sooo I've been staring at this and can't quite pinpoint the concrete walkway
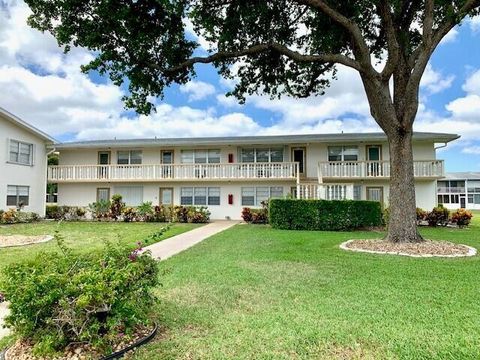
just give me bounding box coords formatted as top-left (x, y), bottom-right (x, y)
top-left (143, 220), bottom-right (238, 261)
top-left (0, 302), bottom-right (9, 340)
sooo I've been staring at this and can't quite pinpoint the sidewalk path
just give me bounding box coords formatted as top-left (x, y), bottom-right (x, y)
top-left (143, 220), bottom-right (238, 261)
top-left (0, 302), bottom-right (9, 340)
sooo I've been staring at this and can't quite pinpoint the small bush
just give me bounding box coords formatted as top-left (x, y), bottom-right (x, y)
top-left (242, 201), bottom-right (269, 224)
top-left (88, 200), bottom-right (111, 220)
top-left (173, 206), bottom-right (189, 223)
top-left (450, 209), bottom-right (473, 228)
top-left (269, 199), bottom-right (383, 231)
top-left (152, 205), bottom-right (172, 222)
top-left (137, 201), bottom-right (155, 222)
top-left (241, 208), bottom-right (253, 222)
top-left (110, 194), bottom-right (125, 220)
top-left (0, 209), bottom-right (39, 224)
top-left (0, 234), bottom-right (159, 356)
top-left (416, 208), bottom-right (427, 224)
top-left (426, 205), bottom-right (450, 227)
top-left (187, 206), bottom-right (210, 223)
top-left (122, 207), bottom-right (137, 222)
top-left (45, 205), bottom-right (61, 220)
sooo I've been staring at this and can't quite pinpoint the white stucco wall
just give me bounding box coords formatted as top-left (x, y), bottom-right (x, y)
top-left (54, 139), bottom-right (441, 218)
top-left (0, 116), bottom-right (49, 215)
top-left (57, 181), bottom-right (296, 220)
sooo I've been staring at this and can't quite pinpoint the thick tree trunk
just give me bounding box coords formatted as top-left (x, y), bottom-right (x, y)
top-left (385, 129), bottom-right (423, 243)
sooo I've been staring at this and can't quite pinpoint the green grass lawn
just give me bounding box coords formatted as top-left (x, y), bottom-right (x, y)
top-left (0, 221), bottom-right (200, 268)
top-left (133, 212), bottom-right (480, 360)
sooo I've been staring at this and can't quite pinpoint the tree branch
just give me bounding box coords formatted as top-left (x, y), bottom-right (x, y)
top-left (410, 0), bottom-right (480, 67)
top-left (423, 0), bottom-right (435, 44)
top-left (292, 0), bottom-right (372, 66)
top-left (163, 42), bottom-right (362, 74)
top-left (407, 0), bottom-right (480, 115)
top-left (377, 0), bottom-right (400, 80)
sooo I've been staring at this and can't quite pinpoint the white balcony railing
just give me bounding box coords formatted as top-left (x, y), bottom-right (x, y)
top-left (297, 183), bottom-right (354, 200)
top-left (48, 162), bottom-right (298, 182)
top-left (318, 160), bottom-right (444, 179)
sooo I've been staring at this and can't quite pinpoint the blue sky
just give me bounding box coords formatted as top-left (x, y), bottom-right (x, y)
top-left (0, 1), bottom-right (479, 172)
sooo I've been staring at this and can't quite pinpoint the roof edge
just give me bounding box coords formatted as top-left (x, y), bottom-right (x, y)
top-left (0, 107), bottom-right (56, 143)
top-left (52, 131), bottom-right (460, 149)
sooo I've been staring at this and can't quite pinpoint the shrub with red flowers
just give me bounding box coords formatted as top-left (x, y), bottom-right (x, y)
top-left (450, 209), bottom-right (473, 228)
top-left (426, 205), bottom-right (450, 227)
top-left (0, 233), bottom-right (159, 356)
top-left (241, 201), bottom-right (269, 224)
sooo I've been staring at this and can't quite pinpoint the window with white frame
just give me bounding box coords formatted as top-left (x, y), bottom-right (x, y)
top-left (117, 150), bottom-right (142, 165)
top-left (180, 187), bottom-right (194, 205)
top-left (241, 186), bottom-right (284, 206)
top-left (113, 186), bottom-right (143, 206)
top-left (353, 185), bottom-right (362, 200)
top-left (208, 187), bottom-right (221, 205)
top-left (240, 148), bottom-right (284, 163)
top-left (180, 187), bottom-right (221, 205)
top-left (9, 140), bottom-right (33, 165)
top-left (194, 187), bottom-right (207, 205)
top-left (468, 180), bottom-right (480, 193)
top-left (180, 150), bottom-right (221, 164)
top-left (6, 185), bottom-right (29, 206)
top-left (468, 194), bottom-right (480, 204)
top-left (96, 188), bottom-right (110, 202)
top-left (328, 146), bottom-right (358, 161)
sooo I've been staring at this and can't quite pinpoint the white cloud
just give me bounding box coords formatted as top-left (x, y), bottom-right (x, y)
top-left (440, 28), bottom-right (459, 44)
top-left (179, 80), bottom-right (216, 101)
top-left (462, 146), bottom-right (480, 155)
top-left (74, 105), bottom-right (261, 140)
top-left (462, 69), bottom-right (480, 94)
top-left (468, 16), bottom-right (480, 33)
top-left (420, 64), bottom-right (455, 94)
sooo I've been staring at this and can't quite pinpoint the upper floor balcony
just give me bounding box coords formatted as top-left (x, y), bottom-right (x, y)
top-left (47, 162), bottom-right (299, 183)
top-left (318, 160), bottom-right (445, 180)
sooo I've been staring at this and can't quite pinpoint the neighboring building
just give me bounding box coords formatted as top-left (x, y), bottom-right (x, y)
top-left (437, 172), bottom-right (480, 210)
top-left (47, 132), bottom-right (458, 220)
top-left (0, 108), bottom-right (55, 216)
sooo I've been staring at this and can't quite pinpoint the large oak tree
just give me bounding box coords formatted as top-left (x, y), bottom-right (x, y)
top-left (25, 0), bottom-right (480, 242)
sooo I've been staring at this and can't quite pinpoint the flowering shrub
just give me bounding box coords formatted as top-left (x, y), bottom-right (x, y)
top-left (0, 233), bottom-right (159, 356)
top-left (241, 201), bottom-right (269, 224)
top-left (241, 207), bottom-right (253, 222)
top-left (110, 194), bottom-right (125, 220)
top-left (152, 205), bottom-right (172, 222)
top-left (450, 209), bottom-right (473, 228)
top-left (0, 209), bottom-right (39, 224)
top-left (426, 205), bottom-right (450, 227)
top-left (416, 208), bottom-right (428, 224)
top-left (122, 207), bottom-right (138, 222)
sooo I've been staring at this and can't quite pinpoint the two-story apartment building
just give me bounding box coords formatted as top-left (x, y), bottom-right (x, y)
top-left (48, 132), bottom-right (458, 220)
top-left (437, 172), bottom-right (480, 210)
top-left (0, 108), bottom-right (55, 216)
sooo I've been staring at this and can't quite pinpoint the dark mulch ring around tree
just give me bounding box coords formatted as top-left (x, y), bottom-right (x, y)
top-left (340, 239), bottom-right (477, 258)
top-left (4, 323), bottom-right (158, 360)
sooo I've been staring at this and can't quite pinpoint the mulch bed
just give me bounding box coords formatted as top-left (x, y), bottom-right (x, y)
top-left (341, 239), bottom-right (476, 258)
top-left (0, 235), bottom-right (52, 248)
top-left (5, 324), bottom-right (154, 360)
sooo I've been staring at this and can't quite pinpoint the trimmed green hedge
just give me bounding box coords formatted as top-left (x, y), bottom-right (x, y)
top-left (269, 199), bottom-right (383, 231)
